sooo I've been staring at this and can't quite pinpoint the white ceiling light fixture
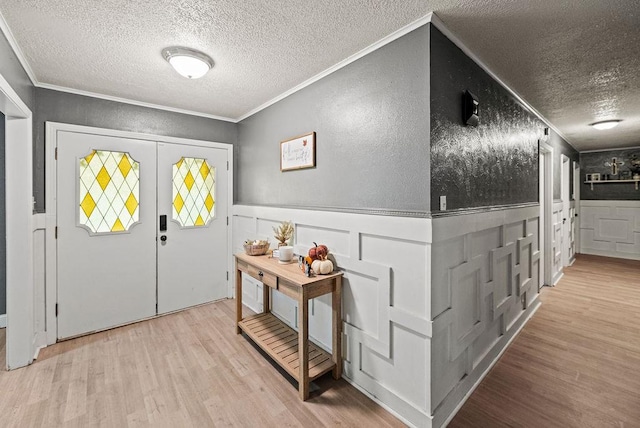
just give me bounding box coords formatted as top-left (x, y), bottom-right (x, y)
top-left (162, 46), bottom-right (214, 79)
top-left (590, 120), bottom-right (622, 130)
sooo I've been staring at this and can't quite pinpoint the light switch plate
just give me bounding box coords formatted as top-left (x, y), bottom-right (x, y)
top-left (440, 195), bottom-right (447, 211)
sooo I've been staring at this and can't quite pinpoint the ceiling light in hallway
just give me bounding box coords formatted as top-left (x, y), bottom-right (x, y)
top-left (590, 120), bottom-right (621, 130)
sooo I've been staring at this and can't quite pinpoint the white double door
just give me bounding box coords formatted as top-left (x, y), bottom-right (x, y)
top-left (57, 131), bottom-right (228, 339)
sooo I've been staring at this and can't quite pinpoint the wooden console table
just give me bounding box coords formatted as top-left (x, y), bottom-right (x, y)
top-left (234, 253), bottom-right (343, 400)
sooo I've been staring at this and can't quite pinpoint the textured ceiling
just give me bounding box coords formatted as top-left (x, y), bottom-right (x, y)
top-left (0, 0), bottom-right (639, 151)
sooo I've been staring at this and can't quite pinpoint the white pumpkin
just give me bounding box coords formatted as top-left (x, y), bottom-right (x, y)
top-left (311, 258), bottom-right (333, 275)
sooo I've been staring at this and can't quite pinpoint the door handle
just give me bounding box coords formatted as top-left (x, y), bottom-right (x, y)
top-left (159, 215), bottom-right (167, 231)
top-left (563, 218), bottom-right (566, 224)
top-left (160, 235), bottom-right (167, 242)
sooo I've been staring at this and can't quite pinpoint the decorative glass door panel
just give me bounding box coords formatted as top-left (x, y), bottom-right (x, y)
top-left (157, 143), bottom-right (228, 314)
top-left (57, 132), bottom-right (156, 339)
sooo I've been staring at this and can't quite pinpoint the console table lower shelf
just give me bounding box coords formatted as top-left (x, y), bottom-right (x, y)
top-left (238, 312), bottom-right (335, 381)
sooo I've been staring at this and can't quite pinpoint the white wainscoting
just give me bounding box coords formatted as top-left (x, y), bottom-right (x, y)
top-left (580, 200), bottom-right (640, 260)
top-left (429, 205), bottom-right (541, 428)
top-left (32, 214), bottom-right (47, 354)
top-left (551, 201), bottom-right (564, 284)
top-left (233, 205), bottom-right (432, 427)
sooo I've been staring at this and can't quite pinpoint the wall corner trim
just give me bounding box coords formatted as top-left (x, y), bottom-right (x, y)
top-left (0, 10), bottom-right (37, 85)
top-left (0, 314), bottom-right (6, 328)
top-left (428, 12), bottom-right (576, 151)
top-left (236, 12), bottom-right (435, 122)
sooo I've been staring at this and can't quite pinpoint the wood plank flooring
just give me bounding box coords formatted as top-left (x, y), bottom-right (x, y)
top-left (0, 301), bottom-right (403, 427)
top-left (450, 254), bottom-right (640, 427)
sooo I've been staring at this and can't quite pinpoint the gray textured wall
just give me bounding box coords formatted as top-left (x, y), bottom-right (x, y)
top-left (580, 148), bottom-right (640, 200)
top-left (33, 88), bottom-right (237, 212)
top-left (236, 26), bottom-right (430, 214)
top-left (548, 129), bottom-right (579, 201)
top-left (0, 113), bottom-right (5, 315)
top-left (0, 32), bottom-right (34, 110)
top-left (430, 26), bottom-right (542, 213)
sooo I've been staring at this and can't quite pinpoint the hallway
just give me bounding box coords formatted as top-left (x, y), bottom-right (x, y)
top-left (451, 254), bottom-right (640, 427)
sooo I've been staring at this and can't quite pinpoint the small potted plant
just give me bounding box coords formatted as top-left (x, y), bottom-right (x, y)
top-left (273, 220), bottom-right (294, 247)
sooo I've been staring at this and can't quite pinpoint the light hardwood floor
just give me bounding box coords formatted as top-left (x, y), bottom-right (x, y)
top-left (0, 301), bottom-right (403, 427)
top-left (450, 254), bottom-right (640, 427)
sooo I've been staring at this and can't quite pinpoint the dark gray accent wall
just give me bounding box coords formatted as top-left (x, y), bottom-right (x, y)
top-left (430, 26), bottom-right (542, 214)
top-left (580, 148), bottom-right (640, 200)
top-left (33, 88), bottom-right (237, 213)
top-left (548, 129), bottom-right (579, 201)
top-left (0, 32), bottom-right (34, 110)
top-left (0, 112), bottom-right (5, 316)
top-left (236, 26), bottom-right (430, 213)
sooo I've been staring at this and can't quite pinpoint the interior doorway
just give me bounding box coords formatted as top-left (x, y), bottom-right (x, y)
top-left (539, 140), bottom-right (553, 287)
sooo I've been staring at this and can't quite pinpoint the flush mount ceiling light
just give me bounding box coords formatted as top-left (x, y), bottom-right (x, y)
top-left (590, 120), bottom-right (622, 130)
top-left (162, 46), bottom-right (214, 79)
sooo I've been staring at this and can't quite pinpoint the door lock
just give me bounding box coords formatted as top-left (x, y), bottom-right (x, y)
top-left (160, 235), bottom-right (167, 242)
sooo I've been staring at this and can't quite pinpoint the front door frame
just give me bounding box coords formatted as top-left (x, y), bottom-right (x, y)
top-left (45, 122), bottom-right (234, 345)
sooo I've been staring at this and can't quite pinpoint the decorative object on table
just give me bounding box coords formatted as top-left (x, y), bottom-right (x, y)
top-left (308, 242), bottom-right (328, 261)
top-left (620, 170), bottom-right (631, 179)
top-left (243, 239), bottom-right (270, 256)
top-left (585, 173), bottom-right (592, 181)
top-left (278, 246), bottom-right (294, 264)
top-left (280, 132), bottom-right (316, 171)
top-left (273, 220), bottom-right (294, 247)
top-left (630, 153), bottom-right (640, 180)
top-left (311, 257), bottom-right (334, 275)
top-left (591, 173), bottom-right (601, 181)
top-left (605, 157), bottom-right (624, 176)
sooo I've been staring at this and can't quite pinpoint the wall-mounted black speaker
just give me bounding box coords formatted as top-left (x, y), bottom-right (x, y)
top-left (463, 90), bottom-right (479, 126)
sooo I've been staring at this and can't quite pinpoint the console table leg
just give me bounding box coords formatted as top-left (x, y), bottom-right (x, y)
top-left (332, 276), bottom-right (343, 380)
top-left (298, 291), bottom-right (309, 400)
top-left (235, 268), bottom-right (242, 334)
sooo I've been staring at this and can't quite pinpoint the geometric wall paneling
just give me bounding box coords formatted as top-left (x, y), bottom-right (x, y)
top-left (489, 242), bottom-right (517, 321)
top-left (448, 255), bottom-right (487, 361)
top-left (516, 233), bottom-right (537, 296)
top-left (580, 201), bottom-right (640, 261)
top-left (232, 204), bottom-right (432, 428)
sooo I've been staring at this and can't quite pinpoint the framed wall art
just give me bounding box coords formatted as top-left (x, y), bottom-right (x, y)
top-left (280, 132), bottom-right (316, 171)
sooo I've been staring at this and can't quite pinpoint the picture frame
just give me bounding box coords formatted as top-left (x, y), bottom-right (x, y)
top-left (280, 132), bottom-right (316, 171)
top-left (591, 173), bottom-right (601, 181)
top-left (585, 173), bottom-right (592, 181)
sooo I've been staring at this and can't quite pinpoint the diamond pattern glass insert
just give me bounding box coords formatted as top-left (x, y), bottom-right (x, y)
top-left (79, 150), bottom-right (140, 234)
top-left (172, 157), bottom-right (215, 227)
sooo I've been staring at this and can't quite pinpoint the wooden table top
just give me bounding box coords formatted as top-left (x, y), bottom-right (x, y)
top-left (234, 253), bottom-right (342, 286)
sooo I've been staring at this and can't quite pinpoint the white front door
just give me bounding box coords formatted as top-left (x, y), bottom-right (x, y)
top-left (57, 131), bottom-right (229, 339)
top-left (57, 131), bottom-right (157, 339)
top-left (157, 142), bottom-right (228, 314)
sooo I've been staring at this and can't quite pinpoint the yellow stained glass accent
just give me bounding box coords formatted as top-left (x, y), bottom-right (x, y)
top-left (184, 171), bottom-right (195, 191)
top-left (111, 218), bottom-right (125, 232)
top-left (125, 192), bottom-right (138, 216)
top-left (78, 150), bottom-right (140, 234)
top-left (80, 193), bottom-right (96, 218)
top-left (172, 157), bottom-right (215, 227)
top-left (174, 193), bottom-right (184, 214)
top-left (118, 154), bottom-right (132, 178)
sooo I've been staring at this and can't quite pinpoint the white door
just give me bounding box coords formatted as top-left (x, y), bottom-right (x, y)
top-left (561, 155), bottom-right (571, 267)
top-left (157, 142), bottom-right (228, 314)
top-left (57, 131), bottom-right (157, 339)
top-left (57, 132), bottom-right (229, 339)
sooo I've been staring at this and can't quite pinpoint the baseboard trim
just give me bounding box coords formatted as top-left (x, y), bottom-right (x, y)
top-left (580, 249), bottom-right (640, 261)
top-left (0, 314), bottom-right (6, 328)
top-left (440, 300), bottom-right (542, 427)
top-left (341, 375), bottom-right (423, 428)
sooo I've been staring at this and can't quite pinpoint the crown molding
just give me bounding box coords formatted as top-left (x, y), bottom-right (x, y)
top-left (36, 82), bottom-right (236, 122)
top-left (235, 12), bottom-right (435, 122)
top-left (579, 145), bottom-right (640, 154)
top-left (428, 12), bottom-right (578, 153)
top-left (0, 10), bottom-right (37, 85)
